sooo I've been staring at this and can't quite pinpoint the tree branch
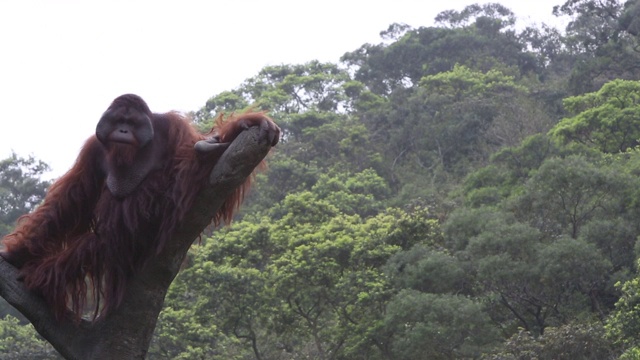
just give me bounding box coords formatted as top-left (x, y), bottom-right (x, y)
top-left (0, 126), bottom-right (273, 360)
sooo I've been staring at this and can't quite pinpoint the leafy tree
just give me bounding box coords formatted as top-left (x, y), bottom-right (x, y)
top-left (385, 246), bottom-right (467, 295)
top-left (513, 155), bottom-right (628, 238)
top-left (554, 0), bottom-right (624, 52)
top-left (489, 134), bottom-right (561, 181)
top-left (383, 290), bottom-right (500, 359)
top-left (276, 112), bottom-right (382, 174)
top-left (342, 3), bottom-right (535, 95)
top-left (417, 65), bottom-right (531, 166)
top-left (435, 3), bottom-right (516, 28)
top-left (485, 322), bottom-right (618, 360)
top-left (0, 153), bottom-right (50, 237)
top-left (150, 304), bottom-right (225, 360)
top-left (581, 218), bottom-right (637, 276)
top-left (0, 316), bottom-right (60, 359)
top-left (550, 79), bottom-right (640, 152)
top-left (553, 0), bottom-right (640, 93)
top-left (443, 206), bottom-right (515, 252)
top-left (196, 61), bottom-right (350, 126)
top-left (152, 166), bottom-right (443, 359)
top-left (366, 64), bottom-right (539, 196)
top-left (606, 266), bottom-right (640, 357)
top-left (195, 62), bottom-right (387, 218)
top-left (455, 212), bottom-right (611, 335)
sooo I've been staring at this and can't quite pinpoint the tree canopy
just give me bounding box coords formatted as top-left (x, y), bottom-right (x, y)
top-left (6, 1), bottom-right (640, 358)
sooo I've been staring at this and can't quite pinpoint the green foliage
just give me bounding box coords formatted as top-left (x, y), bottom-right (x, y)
top-left (0, 153), bottom-right (50, 237)
top-left (415, 64), bottom-right (528, 168)
top-left (457, 146), bottom-right (640, 338)
top-left (607, 269), bottom-right (640, 353)
top-left (551, 79), bottom-right (640, 152)
top-left (490, 134), bottom-right (559, 178)
top-left (0, 316), bottom-right (59, 359)
top-left (342, 3), bottom-right (534, 95)
top-left (383, 290), bottom-right (500, 359)
top-left (581, 219), bottom-right (637, 276)
top-left (267, 169), bottom-right (390, 222)
top-left (619, 347), bottom-right (640, 360)
top-left (357, 63), bottom-right (546, 202)
top-left (537, 237), bottom-right (611, 299)
top-left (462, 164), bottom-right (511, 207)
top-left (443, 185), bottom-right (621, 336)
top-left (150, 306), bottom-right (224, 360)
top-left (419, 63), bottom-right (527, 95)
top-left (443, 206), bottom-right (504, 251)
top-left (514, 155), bottom-right (629, 238)
top-left (342, 80), bottom-right (387, 113)
top-left (435, 3), bottom-right (516, 28)
top-left (283, 112), bottom-right (382, 173)
top-left (11, 2), bottom-right (640, 358)
top-left (385, 246), bottom-right (467, 294)
top-left (157, 6), bottom-right (640, 358)
top-left (196, 61), bottom-right (350, 123)
top-left (553, 0), bottom-right (640, 93)
top-left (152, 171), bottom-right (442, 358)
top-left (484, 322), bottom-right (618, 360)
top-left (310, 170), bottom-right (390, 217)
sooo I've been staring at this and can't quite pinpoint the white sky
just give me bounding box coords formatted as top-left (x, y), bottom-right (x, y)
top-left (0, 0), bottom-right (567, 178)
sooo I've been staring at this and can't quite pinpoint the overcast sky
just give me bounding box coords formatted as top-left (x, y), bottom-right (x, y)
top-left (0, 0), bottom-right (568, 178)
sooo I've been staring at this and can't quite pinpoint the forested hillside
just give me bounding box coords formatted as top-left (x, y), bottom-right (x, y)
top-left (4, 1), bottom-right (640, 358)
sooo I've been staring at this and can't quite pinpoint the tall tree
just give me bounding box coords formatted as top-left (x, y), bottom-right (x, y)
top-left (342, 3), bottom-right (535, 95)
top-left (554, 0), bottom-right (640, 93)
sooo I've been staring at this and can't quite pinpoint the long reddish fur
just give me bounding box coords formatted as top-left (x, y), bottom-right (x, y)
top-left (2, 111), bottom-right (267, 320)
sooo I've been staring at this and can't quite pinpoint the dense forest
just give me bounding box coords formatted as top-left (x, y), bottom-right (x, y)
top-left (4, 0), bottom-right (640, 358)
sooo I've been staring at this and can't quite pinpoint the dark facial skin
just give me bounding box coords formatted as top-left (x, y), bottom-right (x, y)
top-left (96, 94), bottom-right (154, 147)
top-left (96, 94), bottom-right (163, 198)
